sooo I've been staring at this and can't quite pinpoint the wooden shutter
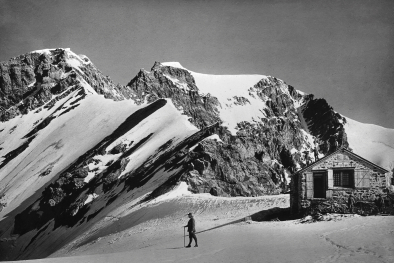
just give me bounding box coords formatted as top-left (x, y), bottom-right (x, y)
top-left (362, 171), bottom-right (370, 187)
top-left (355, 169), bottom-right (370, 188)
top-left (327, 169), bottom-right (333, 189)
top-left (354, 169), bottom-right (361, 188)
top-left (306, 172), bottom-right (313, 199)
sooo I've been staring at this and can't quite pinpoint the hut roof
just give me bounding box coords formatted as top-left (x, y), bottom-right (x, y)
top-left (295, 147), bottom-right (388, 174)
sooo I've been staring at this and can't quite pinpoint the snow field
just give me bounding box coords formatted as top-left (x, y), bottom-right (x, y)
top-left (46, 187), bottom-right (394, 263)
top-left (10, 215), bottom-right (391, 263)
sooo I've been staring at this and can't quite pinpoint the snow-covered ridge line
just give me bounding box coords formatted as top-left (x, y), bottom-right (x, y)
top-left (160, 61), bottom-right (307, 106)
top-left (161, 62), bottom-right (188, 70)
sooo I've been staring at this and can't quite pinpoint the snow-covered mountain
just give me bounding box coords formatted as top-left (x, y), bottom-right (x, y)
top-left (0, 48), bottom-right (393, 260)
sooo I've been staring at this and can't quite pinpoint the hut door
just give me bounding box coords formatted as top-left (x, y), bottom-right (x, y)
top-left (313, 173), bottom-right (326, 198)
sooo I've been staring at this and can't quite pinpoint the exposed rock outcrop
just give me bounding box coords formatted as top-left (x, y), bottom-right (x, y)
top-left (301, 95), bottom-right (348, 154)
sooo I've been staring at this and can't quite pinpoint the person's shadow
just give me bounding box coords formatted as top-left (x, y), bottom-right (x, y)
top-left (166, 247), bottom-right (184, 249)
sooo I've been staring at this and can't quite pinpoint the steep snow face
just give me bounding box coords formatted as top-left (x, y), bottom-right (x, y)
top-left (80, 98), bottom-right (198, 182)
top-left (190, 72), bottom-right (269, 134)
top-left (161, 62), bottom-right (306, 134)
top-left (344, 117), bottom-right (394, 169)
top-left (185, 69), bottom-right (306, 136)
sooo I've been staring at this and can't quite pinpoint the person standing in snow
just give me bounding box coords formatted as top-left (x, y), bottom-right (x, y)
top-left (184, 213), bottom-right (198, 247)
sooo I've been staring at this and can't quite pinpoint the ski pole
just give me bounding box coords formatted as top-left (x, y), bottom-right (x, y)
top-left (184, 227), bottom-right (185, 247)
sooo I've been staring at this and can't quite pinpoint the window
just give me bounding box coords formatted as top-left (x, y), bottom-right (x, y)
top-left (333, 170), bottom-right (353, 187)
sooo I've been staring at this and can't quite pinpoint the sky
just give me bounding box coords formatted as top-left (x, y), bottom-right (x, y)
top-left (1, 0), bottom-right (393, 128)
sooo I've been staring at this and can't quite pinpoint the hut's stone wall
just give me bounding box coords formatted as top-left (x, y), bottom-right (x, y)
top-left (290, 150), bottom-right (388, 215)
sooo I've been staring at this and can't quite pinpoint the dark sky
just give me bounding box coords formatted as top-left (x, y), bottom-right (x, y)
top-left (1, 0), bottom-right (393, 128)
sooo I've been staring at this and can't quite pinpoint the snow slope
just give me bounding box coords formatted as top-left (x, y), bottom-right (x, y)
top-left (0, 86), bottom-right (140, 218)
top-left (191, 72), bottom-right (269, 134)
top-left (7, 216), bottom-right (392, 263)
top-left (0, 62), bottom-right (198, 221)
top-left (344, 117), bottom-right (394, 169)
top-left (50, 184), bottom-right (290, 258)
top-left (162, 62), bottom-right (305, 135)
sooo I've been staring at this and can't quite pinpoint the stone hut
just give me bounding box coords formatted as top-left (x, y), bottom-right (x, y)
top-left (290, 147), bottom-right (389, 215)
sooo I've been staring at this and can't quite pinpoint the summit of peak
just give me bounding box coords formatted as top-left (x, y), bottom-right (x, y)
top-left (30, 47), bottom-right (71, 55)
top-left (29, 48), bottom-right (90, 62)
top-left (161, 62), bottom-right (188, 70)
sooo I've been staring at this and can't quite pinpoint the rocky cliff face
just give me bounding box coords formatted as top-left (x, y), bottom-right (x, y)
top-left (0, 50), bottom-right (351, 260)
top-left (301, 95), bottom-right (348, 154)
top-left (0, 48), bottom-right (133, 121)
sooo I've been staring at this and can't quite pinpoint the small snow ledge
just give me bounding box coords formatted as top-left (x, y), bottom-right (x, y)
top-left (84, 193), bottom-right (99, 205)
top-left (161, 62), bottom-right (188, 70)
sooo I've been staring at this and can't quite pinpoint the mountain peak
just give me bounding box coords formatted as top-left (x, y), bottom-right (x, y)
top-left (28, 48), bottom-right (92, 67)
top-left (0, 48), bottom-right (134, 122)
top-left (30, 47), bottom-right (68, 55)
